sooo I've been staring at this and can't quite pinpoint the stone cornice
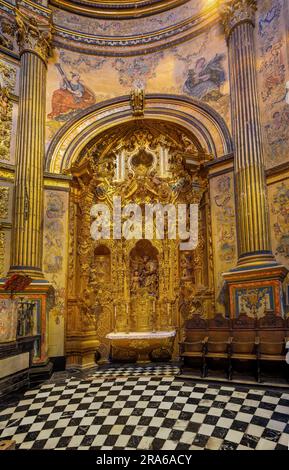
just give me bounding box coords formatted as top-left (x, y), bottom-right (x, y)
top-left (49, 0), bottom-right (190, 19)
top-left (219, 0), bottom-right (257, 40)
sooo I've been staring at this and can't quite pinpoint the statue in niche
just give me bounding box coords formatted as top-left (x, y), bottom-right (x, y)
top-left (180, 252), bottom-right (195, 282)
top-left (130, 241), bottom-right (159, 297)
top-left (130, 254), bottom-right (158, 297)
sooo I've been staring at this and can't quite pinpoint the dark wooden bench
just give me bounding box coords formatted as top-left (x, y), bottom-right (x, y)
top-left (257, 311), bottom-right (288, 382)
top-left (230, 313), bottom-right (258, 380)
top-left (179, 315), bottom-right (208, 377)
top-left (180, 311), bottom-right (289, 382)
top-left (205, 314), bottom-right (232, 378)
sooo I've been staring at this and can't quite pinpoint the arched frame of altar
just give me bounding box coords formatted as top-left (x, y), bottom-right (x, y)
top-left (46, 94), bottom-right (233, 366)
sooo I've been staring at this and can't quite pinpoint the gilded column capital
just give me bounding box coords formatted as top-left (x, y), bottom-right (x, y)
top-left (219, 0), bottom-right (257, 40)
top-left (15, 11), bottom-right (53, 63)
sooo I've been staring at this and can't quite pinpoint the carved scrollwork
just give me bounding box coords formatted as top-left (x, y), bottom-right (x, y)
top-left (0, 62), bottom-right (15, 161)
top-left (15, 11), bottom-right (53, 63)
top-left (69, 120), bottom-right (214, 360)
top-left (0, 187), bottom-right (9, 219)
top-left (0, 16), bottom-right (16, 51)
top-left (130, 88), bottom-right (145, 117)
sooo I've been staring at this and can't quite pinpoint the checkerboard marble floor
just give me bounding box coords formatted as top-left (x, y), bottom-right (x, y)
top-left (0, 365), bottom-right (288, 450)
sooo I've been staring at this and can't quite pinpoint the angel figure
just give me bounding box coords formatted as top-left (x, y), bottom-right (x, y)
top-left (184, 54), bottom-right (226, 102)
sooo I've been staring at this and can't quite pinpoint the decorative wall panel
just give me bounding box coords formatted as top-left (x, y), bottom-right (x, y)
top-left (256, 0), bottom-right (289, 168)
top-left (210, 173), bottom-right (237, 312)
top-left (43, 189), bottom-right (68, 357)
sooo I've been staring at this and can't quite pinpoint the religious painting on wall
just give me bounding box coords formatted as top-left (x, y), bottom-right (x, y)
top-left (43, 190), bottom-right (68, 340)
top-left (213, 175), bottom-right (236, 264)
top-left (182, 51), bottom-right (230, 126)
top-left (257, 0), bottom-right (289, 167)
top-left (184, 54), bottom-right (226, 102)
top-left (210, 173), bottom-right (237, 311)
top-left (271, 182), bottom-right (289, 260)
top-left (0, 298), bottom-right (17, 343)
top-left (44, 192), bottom-right (66, 274)
top-left (48, 63), bottom-right (96, 122)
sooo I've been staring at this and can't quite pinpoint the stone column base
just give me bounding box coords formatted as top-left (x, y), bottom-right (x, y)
top-left (66, 334), bottom-right (100, 369)
top-left (223, 265), bottom-right (288, 318)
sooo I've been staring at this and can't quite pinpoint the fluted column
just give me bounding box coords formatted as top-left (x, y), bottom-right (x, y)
top-left (220, 0), bottom-right (275, 267)
top-left (9, 12), bottom-right (52, 278)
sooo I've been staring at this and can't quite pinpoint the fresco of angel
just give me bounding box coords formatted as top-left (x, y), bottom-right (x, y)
top-left (184, 54), bottom-right (226, 101)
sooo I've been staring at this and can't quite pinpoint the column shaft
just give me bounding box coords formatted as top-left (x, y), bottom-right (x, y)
top-left (9, 11), bottom-right (52, 279)
top-left (229, 22), bottom-right (272, 264)
top-left (11, 52), bottom-right (46, 276)
top-left (221, 0), bottom-right (275, 267)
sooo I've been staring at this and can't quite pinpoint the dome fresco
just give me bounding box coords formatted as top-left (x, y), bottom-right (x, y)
top-left (51, 0), bottom-right (209, 36)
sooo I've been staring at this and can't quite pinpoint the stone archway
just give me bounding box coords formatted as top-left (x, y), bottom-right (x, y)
top-left (46, 94), bottom-right (233, 174)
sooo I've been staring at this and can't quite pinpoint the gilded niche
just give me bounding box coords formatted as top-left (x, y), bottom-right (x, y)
top-left (67, 120), bottom-right (214, 361)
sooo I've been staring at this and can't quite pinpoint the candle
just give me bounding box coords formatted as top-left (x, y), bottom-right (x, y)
top-left (114, 305), bottom-right (117, 332)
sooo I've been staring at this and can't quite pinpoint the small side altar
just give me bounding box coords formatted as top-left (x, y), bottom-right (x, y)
top-left (106, 331), bottom-right (176, 362)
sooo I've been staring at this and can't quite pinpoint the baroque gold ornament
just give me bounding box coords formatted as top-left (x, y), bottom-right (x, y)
top-left (219, 0), bottom-right (257, 40)
top-left (0, 187), bottom-right (9, 218)
top-left (15, 11), bottom-right (53, 63)
top-left (66, 120), bottom-right (214, 362)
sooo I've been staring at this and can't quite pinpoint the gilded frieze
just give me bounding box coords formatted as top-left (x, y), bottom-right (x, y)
top-left (0, 61), bottom-right (16, 162)
top-left (0, 186), bottom-right (9, 218)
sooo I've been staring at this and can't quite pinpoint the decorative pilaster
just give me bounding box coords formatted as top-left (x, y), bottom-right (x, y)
top-left (9, 11), bottom-right (52, 278)
top-left (220, 0), bottom-right (287, 317)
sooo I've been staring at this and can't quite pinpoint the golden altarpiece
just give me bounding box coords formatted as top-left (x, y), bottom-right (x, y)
top-left (66, 121), bottom-right (215, 366)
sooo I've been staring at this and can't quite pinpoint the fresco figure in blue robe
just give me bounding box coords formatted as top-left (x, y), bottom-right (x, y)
top-left (184, 54), bottom-right (226, 102)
